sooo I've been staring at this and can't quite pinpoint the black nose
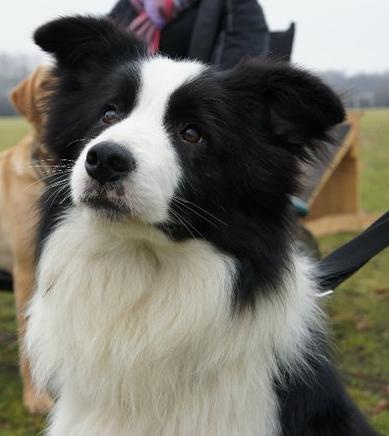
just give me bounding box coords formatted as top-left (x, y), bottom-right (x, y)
top-left (85, 142), bottom-right (136, 185)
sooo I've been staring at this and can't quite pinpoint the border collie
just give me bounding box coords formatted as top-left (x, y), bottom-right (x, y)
top-left (26, 16), bottom-right (377, 436)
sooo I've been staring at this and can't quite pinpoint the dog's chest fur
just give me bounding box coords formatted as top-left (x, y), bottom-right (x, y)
top-left (27, 209), bottom-right (320, 436)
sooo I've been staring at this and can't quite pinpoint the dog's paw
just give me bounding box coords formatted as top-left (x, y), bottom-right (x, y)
top-left (23, 388), bottom-right (54, 415)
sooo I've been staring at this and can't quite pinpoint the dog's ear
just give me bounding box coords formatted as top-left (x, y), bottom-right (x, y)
top-left (9, 65), bottom-right (53, 129)
top-left (34, 16), bottom-right (143, 69)
top-left (222, 59), bottom-right (345, 157)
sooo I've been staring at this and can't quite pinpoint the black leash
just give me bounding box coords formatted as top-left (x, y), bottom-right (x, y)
top-left (317, 211), bottom-right (389, 290)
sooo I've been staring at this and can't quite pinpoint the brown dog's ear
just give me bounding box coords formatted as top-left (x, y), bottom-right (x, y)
top-left (9, 65), bottom-right (53, 130)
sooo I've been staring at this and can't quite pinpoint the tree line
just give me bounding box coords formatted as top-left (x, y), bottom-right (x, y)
top-left (322, 70), bottom-right (389, 108)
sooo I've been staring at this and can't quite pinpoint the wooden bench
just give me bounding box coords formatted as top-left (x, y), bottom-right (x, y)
top-left (302, 112), bottom-right (377, 236)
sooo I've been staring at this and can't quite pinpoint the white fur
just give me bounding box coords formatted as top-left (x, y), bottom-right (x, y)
top-left (71, 57), bottom-right (204, 223)
top-left (26, 207), bottom-right (323, 436)
top-left (27, 57), bottom-right (324, 435)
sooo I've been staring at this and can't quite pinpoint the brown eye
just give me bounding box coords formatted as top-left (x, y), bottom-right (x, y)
top-left (181, 126), bottom-right (203, 144)
top-left (102, 106), bottom-right (119, 125)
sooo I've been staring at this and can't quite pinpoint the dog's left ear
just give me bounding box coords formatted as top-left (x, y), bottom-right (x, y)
top-left (223, 59), bottom-right (345, 156)
top-left (34, 16), bottom-right (143, 70)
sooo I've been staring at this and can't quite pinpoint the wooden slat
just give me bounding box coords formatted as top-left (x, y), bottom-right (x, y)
top-left (304, 213), bottom-right (378, 237)
top-left (302, 112), bottom-right (366, 235)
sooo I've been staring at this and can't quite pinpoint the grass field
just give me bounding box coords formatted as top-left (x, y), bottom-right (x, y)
top-left (0, 110), bottom-right (389, 435)
top-left (0, 118), bottom-right (29, 151)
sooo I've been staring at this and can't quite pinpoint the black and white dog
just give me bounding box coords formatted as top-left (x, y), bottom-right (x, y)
top-left (26, 16), bottom-right (377, 436)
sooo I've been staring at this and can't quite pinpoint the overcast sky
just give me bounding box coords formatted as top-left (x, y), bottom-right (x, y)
top-left (0, 0), bottom-right (387, 74)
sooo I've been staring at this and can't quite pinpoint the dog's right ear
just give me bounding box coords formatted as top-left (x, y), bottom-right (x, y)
top-left (34, 16), bottom-right (144, 68)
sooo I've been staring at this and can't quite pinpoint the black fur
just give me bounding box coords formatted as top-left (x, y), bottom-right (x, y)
top-left (275, 328), bottom-right (377, 435)
top-left (163, 63), bottom-right (346, 308)
top-left (35, 17), bottom-right (143, 254)
top-left (34, 16), bottom-right (377, 435)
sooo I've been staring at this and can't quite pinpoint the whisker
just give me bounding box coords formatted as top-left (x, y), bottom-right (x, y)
top-left (173, 199), bottom-right (220, 229)
top-left (59, 190), bottom-right (73, 205)
top-left (28, 163), bottom-right (71, 167)
top-left (65, 138), bottom-right (89, 149)
top-left (52, 185), bottom-right (71, 207)
top-left (170, 206), bottom-right (206, 240)
top-left (169, 209), bottom-right (197, 240)
top-left (39, 173), bottom-right (71, 195)
top-left (44, 158), bottom-right (76, 163)
top-left (42, 179), bottom-right (69, 192)
top-left (41, 174), bottom-right (70, 190)
top-left (16, 164), bottom-right (72, 173)
top-left (172, 194), bottom-right (227, 227)
top-left (173, 194), bottom-right (227, 225)
top-left (23, 171), bottom-right (70, 192)
top-left (173, 204), bottom-right (207, 239)
top-left (45, 182), bottom-right (70, 208)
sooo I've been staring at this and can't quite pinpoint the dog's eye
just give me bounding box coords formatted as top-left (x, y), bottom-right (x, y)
top-left (181, 126), bottom-right (203, 144)
top-left (102, 106), bottom-right (119, 125)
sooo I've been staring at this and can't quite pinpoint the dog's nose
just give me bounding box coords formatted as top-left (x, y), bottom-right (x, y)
top-left (85, 142), bottom-right (136, 184)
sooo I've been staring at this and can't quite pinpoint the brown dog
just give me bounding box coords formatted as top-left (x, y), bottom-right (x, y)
top-left (0, 65), bottom-right (53, 414)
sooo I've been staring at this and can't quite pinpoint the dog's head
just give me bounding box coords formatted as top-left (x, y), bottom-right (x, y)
top-left (9, 65), bottom-right (54, 139)
top-left (35, 16), bottom-right (344, 225)
top-left (35, 16), bottom-right (345, 303)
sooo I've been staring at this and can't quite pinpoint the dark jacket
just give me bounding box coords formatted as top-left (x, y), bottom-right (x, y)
top-left (109, 0), bottom-right (269, 69)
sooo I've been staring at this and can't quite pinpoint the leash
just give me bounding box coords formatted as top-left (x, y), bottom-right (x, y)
top-left (317, 211), bottom-right (389, 291)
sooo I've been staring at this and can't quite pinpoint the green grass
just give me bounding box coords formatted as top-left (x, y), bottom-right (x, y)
top-left (361, 109), bottom-right (389, 212)
top-left (318, 109), bottom-right (389, 433)
top-left (0, 293), bottom-right (45, 436)
top-left (321, 234), bottom-right (389, 433)
top-left (0, 118), bottom-right (30, 152)
top-left (0, 110), bottom-right (389, 434)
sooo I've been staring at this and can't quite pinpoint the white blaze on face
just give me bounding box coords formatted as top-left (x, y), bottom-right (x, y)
top-left (71, 56), bottom-right (205, 223)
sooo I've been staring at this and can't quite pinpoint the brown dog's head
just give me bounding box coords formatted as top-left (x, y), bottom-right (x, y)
top-left (9, 65), bottom-right (54, 139)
